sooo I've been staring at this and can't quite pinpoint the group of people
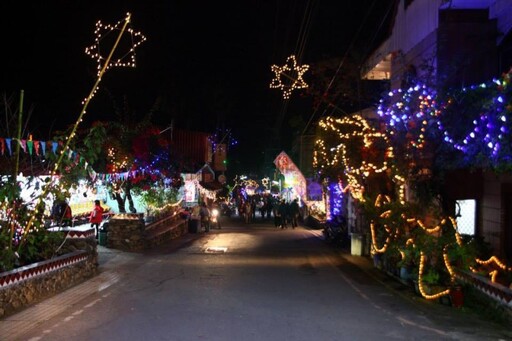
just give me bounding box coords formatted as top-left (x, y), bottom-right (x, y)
top-left (237, 195), bottom-right (301, 228)
top-left (190, 202), bottom-right (221, 232)
top-left (274, 198), bottom-right (300, 229)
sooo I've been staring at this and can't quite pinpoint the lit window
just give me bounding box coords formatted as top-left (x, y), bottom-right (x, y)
top-left (456, 200), bottom-right (476, 235)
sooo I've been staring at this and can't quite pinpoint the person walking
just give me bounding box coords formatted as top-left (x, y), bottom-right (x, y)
top-left (89, 200), bottom-right (103, 238)
top-left (200, 202), bottom-right (211, 232)
top-left (290, 199), bottom-right (300, 229)
top-left (278, 200), bottom-right (288, 229)
top-left (244, 201), bottom-right (252, 224)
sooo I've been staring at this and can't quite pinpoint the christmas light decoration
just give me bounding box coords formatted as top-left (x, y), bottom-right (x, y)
top-left (85, 13), bottom-right (147, 76)
top-left (19, 13), bottom-right (145, 244)
top-left (313, 73), bottom-right (512, 301)
top-left (314, 115), bottom-right (398, 202)
top-left (437, 73), bottom-right (512, 165)
top-left (270, 55), bottom-right (309, 99)
top-left (326, 180), bottom-right (343, 221)
top-left (377, 83), bottom-right (441, 151)
top-left (418, 252), bottom-right (451, 300)
top-left (475, 256), bottom-right (512, 271)
top-left (195, 180), bottom-right (221, 200)
top-left (261, 177), bottom-right (270, 189)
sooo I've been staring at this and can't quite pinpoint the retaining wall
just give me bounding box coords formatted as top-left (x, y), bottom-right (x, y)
top-left (0, 230), bottom-right (98, 318)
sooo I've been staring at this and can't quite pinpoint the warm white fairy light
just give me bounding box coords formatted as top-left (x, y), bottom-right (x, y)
top-left (418, 252), bottom-right (451, 300)
top-left (19, 12), bottom-right (145, 242)
top-left (270, 55), bottom-right (309, 99)
top-left (314, 115), bottom-right (397, 202)
top-left (85, 12), bottom-right (147, 76)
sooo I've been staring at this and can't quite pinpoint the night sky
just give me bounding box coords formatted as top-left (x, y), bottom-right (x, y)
top-left (1, 0), bottom-right (394, 175)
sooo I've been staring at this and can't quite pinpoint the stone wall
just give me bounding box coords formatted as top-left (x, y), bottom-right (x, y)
top-left (107, 213), bottom-right (146, 251)
top-left (144, 215), bottom-right (188, 249)
top-left (457, 270), bottom-right (512, 312)
top-left (106, 212), bottom-right (188, 252)
top-left (0, 231), bottom-right (98, 318)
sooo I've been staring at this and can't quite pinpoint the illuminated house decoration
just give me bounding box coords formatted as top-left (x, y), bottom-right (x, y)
top-left (270, 55), bottom-right (309, 99)
top-left (356, 0), bottom-right (512, 301)
top-left (183, 173), bottom-right (199, 205)
top-left (273, 151), bottom-right (307, 202)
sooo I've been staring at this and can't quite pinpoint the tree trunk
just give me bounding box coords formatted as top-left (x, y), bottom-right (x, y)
top-left (113, 192), bottom-right (126, 213)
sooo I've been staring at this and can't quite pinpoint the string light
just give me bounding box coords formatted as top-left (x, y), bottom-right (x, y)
top-left (194, 180), bottom-right (221, 200)
top-left (85, 13), bottom-right (147, 76)
top-left (270, 55), bottom-right (309, 99)
top-left (17, 13), bottom-right (145, 246)
top-left (418, 252), bottom-right (450, 300)
top-left (314, 115), bottom-right (398, 202)
top-left (313, 73), bottom-right (512, 298)
top-left (475, 256), bottom-right (512, 271)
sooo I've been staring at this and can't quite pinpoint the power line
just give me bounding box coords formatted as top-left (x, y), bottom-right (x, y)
top-left (301, 0), bottom-right (380, 136)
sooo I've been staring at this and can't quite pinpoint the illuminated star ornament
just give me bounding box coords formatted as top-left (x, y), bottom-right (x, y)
top-left (85, 12), bottom-right (147, 76)
top-left (270, 55), bottom-right (309, 99)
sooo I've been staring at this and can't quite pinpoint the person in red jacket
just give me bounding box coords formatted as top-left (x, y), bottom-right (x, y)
top-left (89, 200), bottom-right (103, 238)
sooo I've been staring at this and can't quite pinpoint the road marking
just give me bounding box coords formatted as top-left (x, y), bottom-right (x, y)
top-left (205, 246), bottom-right (228, 253)
top-left (84, 298), bottom-right (102, 308)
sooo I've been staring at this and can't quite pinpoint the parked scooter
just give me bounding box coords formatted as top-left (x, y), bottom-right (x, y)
top-left (220, 202), bottom-right (234, 217)
top-left (322, 217), bottom-right (348, 247)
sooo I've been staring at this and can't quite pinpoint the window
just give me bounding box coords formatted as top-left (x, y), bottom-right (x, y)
top-left (455, 199), bottom-right (476, 235)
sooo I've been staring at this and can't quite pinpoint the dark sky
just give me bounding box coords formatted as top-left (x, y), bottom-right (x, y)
top-left (1, 0), bottom-right (394, 174)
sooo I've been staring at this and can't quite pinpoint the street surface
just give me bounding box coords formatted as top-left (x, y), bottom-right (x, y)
top-left (1, 216), bottom-right (511, 341)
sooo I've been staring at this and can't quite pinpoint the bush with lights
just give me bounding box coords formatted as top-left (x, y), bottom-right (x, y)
top-left (0, 125), bottom-right (106, 272)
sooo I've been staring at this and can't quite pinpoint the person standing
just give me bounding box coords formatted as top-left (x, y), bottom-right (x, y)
top-left (200, 202), bottom-right (211, 232)
top-left (61, 201), bottom-right (73, 227)
top-left (89, 200), bottom-right (103, 238)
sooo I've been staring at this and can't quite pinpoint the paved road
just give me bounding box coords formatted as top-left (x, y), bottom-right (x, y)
top-left (2, 217), bottom-right (511, 341)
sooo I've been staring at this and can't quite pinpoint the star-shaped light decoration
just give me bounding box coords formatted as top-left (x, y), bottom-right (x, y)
top-left (85, 12), bottom-right (146, 76)
top-left (270, 55), bottom-right (309, 99)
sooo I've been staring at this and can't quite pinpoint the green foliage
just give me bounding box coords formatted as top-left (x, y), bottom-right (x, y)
top-left (0, 124), bottom-right (106, 272)
top-left (0, 228), bottom-right (16, 272)
top-left (17, 229), bottom-right (65, 266)
top-left (139, 187), bottom-right (179, 209)
top-left (422, 268), bottom-right (440, 285)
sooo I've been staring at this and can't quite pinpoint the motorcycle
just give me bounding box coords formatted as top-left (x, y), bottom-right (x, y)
top-left (220, 202), bottom-right (234, 217)
top-left (322, 218), bottom-right (348, 247)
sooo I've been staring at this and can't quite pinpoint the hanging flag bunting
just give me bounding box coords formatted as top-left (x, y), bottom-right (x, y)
top-left (0, 138), bottom-right (4, 155)
top-left (52, 142), bottom-right (58, 154)
top-left (20, 139), bottom-right (27, 153)
top-left (27, 140), bottom-right (34, 155)
top-left (5, 138), bottom-right (12, 155)
top-left (34, 140), bottom-right (40, 155)
top-left (41, 141), bottom-right (46, 156)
